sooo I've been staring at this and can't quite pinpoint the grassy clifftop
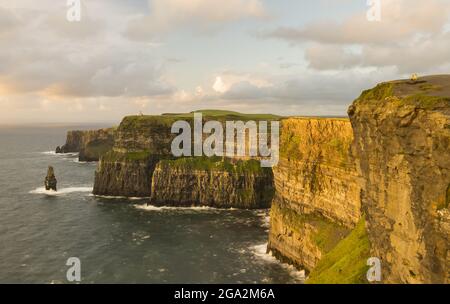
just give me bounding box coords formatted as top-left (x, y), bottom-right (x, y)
top-left (353, 75), bottom-right (450, 110)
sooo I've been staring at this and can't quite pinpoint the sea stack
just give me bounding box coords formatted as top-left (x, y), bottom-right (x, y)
top-left (45, 166), bottom-right (57, 191)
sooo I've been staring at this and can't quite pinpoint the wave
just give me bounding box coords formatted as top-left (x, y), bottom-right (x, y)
top-left (250, 243), bottom-right (306, 282)
top-left (41, 151), bottom-right (79, 157)
top-left (252, 210), bottom-right (270, 229)
top-left (91, 194), bottom-right (149, 200)
top-left (72, 159), bottom-right (97, 164)
top-left (134, 204), bottom-right (224, 212)
top-left (30, 186), bottom-right (93, 196)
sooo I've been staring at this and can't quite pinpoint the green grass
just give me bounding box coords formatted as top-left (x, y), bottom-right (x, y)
top-left (306, 217), bottom-right (371, 284)
top-left (122, 110), bottom-right (281, 130)
top-left (355, 81), bottom-right (449, 110)
top-left (158, 156), bottom-right (268, 174)
top-left (419, 84), bottom-right (443, 92)
top-left (84, 140), bottom-right (114, 157)
top-left (358, 82), bottom-right (394, 102)
top-left (398, 94), bottom-right (450, 109)
top-left (102, 150), bottom-right (153, 161)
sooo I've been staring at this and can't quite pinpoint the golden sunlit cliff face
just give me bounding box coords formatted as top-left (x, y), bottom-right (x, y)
top-left (349, 75), bottom-right (450, 283)
top-left (267, 118), bottom-right (364, 274)
top-left (268, 75), bottom-right (449, 284)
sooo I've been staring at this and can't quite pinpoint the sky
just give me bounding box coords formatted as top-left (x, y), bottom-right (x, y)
top-left (0, 0), bottom-right (450, 124)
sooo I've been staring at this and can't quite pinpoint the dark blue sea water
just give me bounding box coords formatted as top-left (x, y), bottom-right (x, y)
top-left (0, 126), bottom-right (303, 283)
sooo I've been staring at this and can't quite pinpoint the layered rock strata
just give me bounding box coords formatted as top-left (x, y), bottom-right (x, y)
top-left (349, 75), bottom-right (450, 283)
top-left (267, 118), bottom-right (362, 272)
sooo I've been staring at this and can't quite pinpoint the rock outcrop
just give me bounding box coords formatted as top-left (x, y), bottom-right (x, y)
top-left (45, 166), bottom-right (57, 191)
top-left (267, 118), bottom-right (363, 272)
top-left (93, 151), bottom-right (160, 197)
top-left (349, 75), bottom-right (450, 283)
top-left (56, 128), bottom-right (115, 162)
top-left (93, 112), bottom-right (277, 208)
top-left (93, 116), bottom-right (179, 197)
top-left (150, 157), bottom-right (274, 209)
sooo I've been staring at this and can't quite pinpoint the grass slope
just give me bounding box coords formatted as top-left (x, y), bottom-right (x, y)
top-left (306, 217), bottom-right (370, 284)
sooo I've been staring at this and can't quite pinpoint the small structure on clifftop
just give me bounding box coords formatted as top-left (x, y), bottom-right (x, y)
top-left (45, 166), bottom-right (57, 191)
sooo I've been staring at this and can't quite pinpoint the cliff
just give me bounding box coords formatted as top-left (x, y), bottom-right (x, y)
top-left (56, 128), bottom-right (115, 162)
top-left (349, 75), bottom-right (450, 283)
top-left (93, 115), bottom-right (180, 198)
top-left (150, 157), bottom-right (274, 209)
top-left (267, 118), bottom-right (364, 273)
top-left (93, 112), bottom-right (278, 208)
top-left (93, 151), bottom-right (160, 197)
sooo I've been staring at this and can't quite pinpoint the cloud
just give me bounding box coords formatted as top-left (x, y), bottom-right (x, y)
top-left (125, 0), bottom-right (266, 40)
top-left (0, 3), bottom-right (174, 99)
top-left (266, 0), bottom-right (450, 45)
top-left (0, 6), bottom-right (22, 37)
top-left (263, 0), bottom-right (450, 73)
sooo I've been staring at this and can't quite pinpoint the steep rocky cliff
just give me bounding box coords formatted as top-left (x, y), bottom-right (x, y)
top-left (268, 118), bottom-right (363, 273)
top-left (93, 112), bottom-right (278, 208)
top-left (349, 75), bottom-right (450, 283)
top-left (56, 128), bottom-right (115, 161)
top-left (93, 151), bottom-right (160, 197)
top-left (150, 157), bottom-right (274, 209)
top-left (93, 115), bottom-right (181, 197)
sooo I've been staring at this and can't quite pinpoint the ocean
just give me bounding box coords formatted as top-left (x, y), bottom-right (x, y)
top-left (0, 126), bottom-right (303, 284)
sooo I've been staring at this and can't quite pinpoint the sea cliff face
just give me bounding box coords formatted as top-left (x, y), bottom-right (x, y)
top-left (267, 118), bottom-right (363, 273)
top-left (56, 128), bottom-right (115, 161)
top-left (349, 75), bottom-right (450, 283)
top-left (150, 157), bottom-right (274, 209)
top-left (93, 116), bottom-right (176, 197)
top-left (93, 151), bottom-right (160, 197)
top-left (93, 113), bottom-right (277, 208)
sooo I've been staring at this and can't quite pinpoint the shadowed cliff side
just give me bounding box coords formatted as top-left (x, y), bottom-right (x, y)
top-left (93, 111), bottom-right (278, 208)
top-left (349, 75), bottom-right (450, 283)
top-left (56, 128), bottom-right (115, 162)
top-left (150, 157), bottom-right (274, 209)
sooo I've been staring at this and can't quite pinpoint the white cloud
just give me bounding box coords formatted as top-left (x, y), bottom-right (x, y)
top-left (213, 76), bottom-right (227, 93)
top-left (264, 0), bottom-right (450, 73)
top-left (126, 0), bottom-right (266, 40)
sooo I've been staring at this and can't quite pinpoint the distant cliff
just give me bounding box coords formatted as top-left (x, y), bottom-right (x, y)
top-left (56, 128), bottom-right (115, 161)
top-left (93, 112), bottom-right (278, 208)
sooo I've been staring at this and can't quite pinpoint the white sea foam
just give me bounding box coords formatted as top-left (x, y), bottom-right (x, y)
top-left (41, 151), bottom-right (57, 155)
top-left (71, 158), bottom-right (98, 164)
top-left (41, 151), bottom-right (78, 157)
top-left (134, 204), bottom-right (220, 212)
top-left (91, 194), bottom-right (149, 200)
top-left (250, 243), bottom-right (306, 282)
top-left (30, 187), bottom-right (93, 196)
